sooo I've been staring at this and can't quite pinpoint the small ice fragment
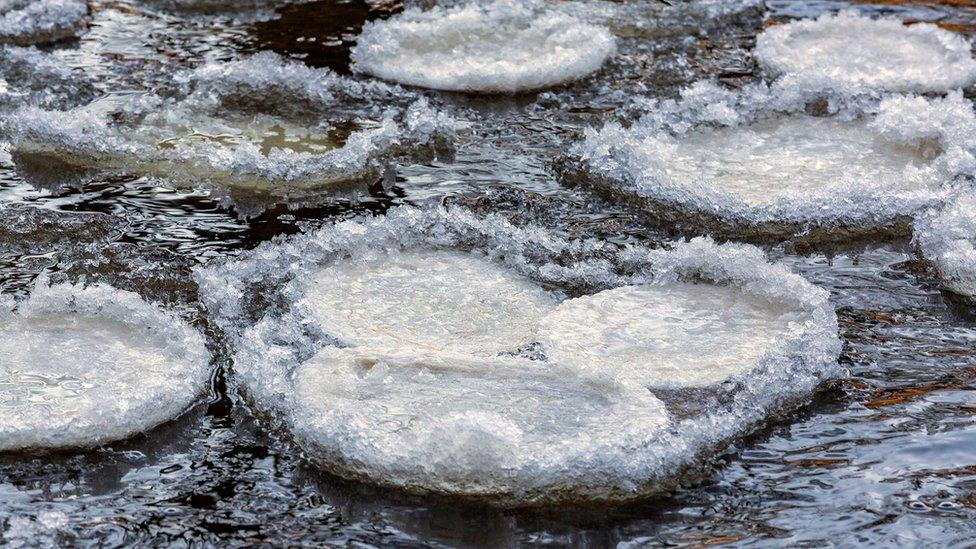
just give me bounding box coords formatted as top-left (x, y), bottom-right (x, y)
top-left (0, 0), bottom-right (88, 46)
top-left (351, 0), bottom-right (616, 93)
top-left (279, 347), bottom-right (667, 501)
top-left (539, 283), bottom-right (800, 388)
top-left (755, 12), bottom-right (976, 93)
top-left (914, 193), bottom-right (976, 299)
top-left (567, 86), bottom-right (969, 239)
top-left (299, 249), bottom-right (558, 356)
top-left (0, 281), bottom-right (211, 452)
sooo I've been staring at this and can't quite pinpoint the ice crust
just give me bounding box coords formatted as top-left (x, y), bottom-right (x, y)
top-left (198, 206), bottom-right (841, 504)
top-left (0, 58), bottom-right (454, 207)
top-left (568, 83), bottom-right (975, 239)
top-left (0, 280), bottom-right (211, 452)
top-left (914, 193), bottom-right (976, 298)
top-left (300, 250), bottom-right (558, 355)
top-left (351, 0), bottom-right (616, 93)
top-left (0, 0), bottom-right (88, 46)
top-left (755, 12), bottom-right (976, 94)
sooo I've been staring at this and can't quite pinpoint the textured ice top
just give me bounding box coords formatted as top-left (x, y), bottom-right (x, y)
top-left (0, 281), bottom-right (211, 452)
top-left (351, 0), bottom-right (616, 93)
top-left (571, 83), bottom-right (974, 237)
top-left (755, 12), bottom-right (976, 94)
top-left (0, 0), bottom-right (88, 46)
top-left (0, 46), bottom-right (94, 109)
top-left (199, 206), bottom-right (841, 504)
top-left (0, 88), bottom-right (454, 205)
top-left (914, 193), bottom-right (976, 299)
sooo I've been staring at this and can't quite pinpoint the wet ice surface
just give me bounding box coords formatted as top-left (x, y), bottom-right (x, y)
top-left (0, 281), bottom-right (211, 451)
top-left (351, 0), bottom-right (616, 92)
top-left (915, 193), bottom-right (976, 299)
top-left (0, 0), bottom-right (88, 46)
top-left (756, 11), bottom-right (976, 93)
top-left (3, 0), bottom-right (976, 544)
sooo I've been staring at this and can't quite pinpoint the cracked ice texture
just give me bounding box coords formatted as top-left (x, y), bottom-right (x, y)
top-left (0, 0), bottom-right (88, 46)
top-left (914, 192), bottom-right (976, 299)
top-left (0, 280), bottom-right (211, 452)
top-left (567, 82), bottom-right (976, 239)
top-left (351, 0), bottom-right (616, 93)
top-left (197, 206), bottom-right (841, 504)
top-left (755, 12), bottom-right (976, 94)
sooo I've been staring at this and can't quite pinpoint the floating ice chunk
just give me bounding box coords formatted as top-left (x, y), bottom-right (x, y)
top-left (914, 193), bottom-right (976, 299)
top-left (540, 283), bottom-right (801, 388)
top-left (0, 0), bottom-right (88, 46)
top-left (199, 206), bottom-right (841, 504)
top-left (566, 86), bottom-right (971, 240)
top-left (278, 347), bottom-right (668, 500)
top-left (0, 46), bottom-right (94, 109)
top-left (299, 250), bottom-right (557, 355)
top-left (755, 12), bottom-right (976, 93)
top-left (0, 281), bottom-right (211, 452)
top-left (351, 0), bottom-right (616, 93)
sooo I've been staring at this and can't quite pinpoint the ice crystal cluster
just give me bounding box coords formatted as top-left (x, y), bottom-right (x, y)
top-left (566, 82), bottom-right (976, 240)
top-left (197, 206), bottom-right (841, 504)
top-left (0, 0), bottom-right (88, 46)
top-left (0, 280), bottom-right (211, 452)
top-left (914, 192), bottom-right (976, 299)
top-left (0, 53), bottom-right (454, 209)
top-left (0, 46), bottom-right (94, 109)
top-left (351, 0), bottom-right (616, 93)
top-left (756, 12), bottom-right (976, 94)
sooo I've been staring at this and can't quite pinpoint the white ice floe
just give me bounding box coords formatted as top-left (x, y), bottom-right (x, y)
top-left (0, 46), bottom-right (94, 109)
top-left (0, 280), bottom-right (211, 452)
top-left (0, 0), bottom-right (88, 45)
top-left (755, 12), bottom-right (976, 94)
top-left (568, 83), bottom-right (975, 239)
top-left (198, 206), bottom-right (841, 504)
top-left (0, 81), bottom-right (454, 205)
top-left (351, 0), bottom-right (616, 93)
top-left (914, 193), bottom-right (976, 299)
top-left (299, 250), bottom-right (557, 356)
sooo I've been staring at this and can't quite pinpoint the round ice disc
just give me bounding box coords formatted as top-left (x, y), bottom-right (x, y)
top-left (0, 283), bottom-right (211, 452)
top-left (351, 1), bottom-right (615, 92)
top-left (539, 283), bottom-right (801, 388)
top-left (656, 114), bottom-right (936, 207)
top-left (298, 249), bottom-right (558, 356)
top-left (283, 347), bottom-right (668, 501)
top-left (755, 12), bottom-right (976, 93)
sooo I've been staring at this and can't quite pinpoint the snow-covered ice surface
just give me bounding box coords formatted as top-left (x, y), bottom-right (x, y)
top-left (564, 83), bottom-right (975, 241)
top-left (351, 0), bottom-right (616, 92)
top-left (198, 206), bottom-right (841, 504)
top-left (914, 193), bottom-right (976, 299)
top-left (0, 280), bottom-right (211, 452)
top-left (0, 46), bottom-right (95, 109)
top-left (756, 12), bottom-right (976, 94)
top-left (0, 53), bottom-right (454, 214)
top-left (0, 0), bottom-right (88, 46)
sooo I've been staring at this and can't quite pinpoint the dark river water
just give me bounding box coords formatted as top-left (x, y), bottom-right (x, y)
top-left (1, 0), bottom-right (976, 546)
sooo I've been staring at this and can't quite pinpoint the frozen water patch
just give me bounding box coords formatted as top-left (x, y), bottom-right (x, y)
top-left (914, 193), bottom-right (976, 299)
top-left (540, 283), bottom-right (799, 389)
top-left (565, 83), bottom-right (973, 240)
top-left (0, 0), bottom-right (88, 46)
top-left (755, 12), bottom-right (976, 94)
top-left (299, 250), bottom-right (557, 356)
top-left (0, 85), bottom-right (454, 212)
top-left (198, 206), bottom-right (841, 504)
top-left (0, 46), bottom-right (95, 109)
top-left (351, 0), bottom-right (616, 93)
top-left (0, 280), bottom-right (211, 452)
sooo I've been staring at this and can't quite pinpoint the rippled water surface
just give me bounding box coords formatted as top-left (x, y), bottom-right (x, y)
top-left (2, 0), bottom-right (976, 546)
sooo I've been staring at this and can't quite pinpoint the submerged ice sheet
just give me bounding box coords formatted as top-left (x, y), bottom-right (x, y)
top-left (0, 0), bottom-right (88, 46)
top-left (199, 206), bottom-right (841, 504)
top-left (755, 12), bottom-right (976, 94)
top-left (351, 0), bottom-right (616, 93)
top-left (300, 250), bottom-right (557, 356)
top-left (0, 281), bottom-right (211, 452)
top-left (540, 283), bottom-right (799, 388)
top-left (914, 193), bottom-right (976, 299)
top-left (567, 84), bottom-right (974, 239)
